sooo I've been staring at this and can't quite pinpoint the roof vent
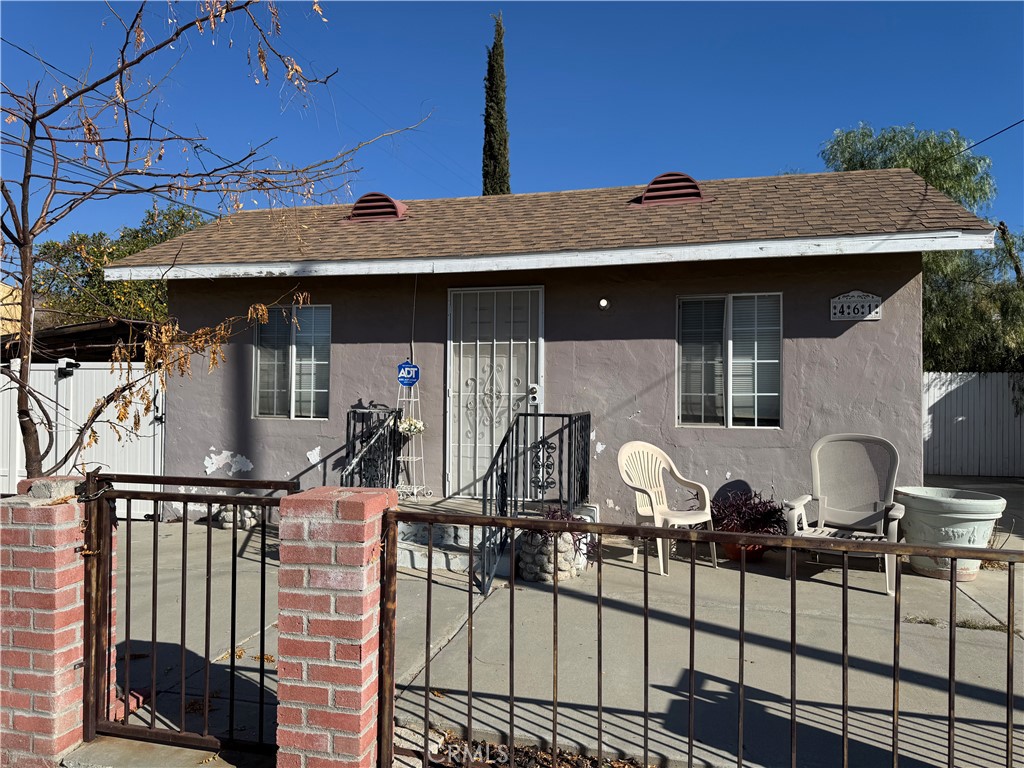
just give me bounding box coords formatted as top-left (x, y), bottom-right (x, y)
top-left (349, 192), bottom-right (408, 221)
top-left (635, 172), bottom-right (703, 206)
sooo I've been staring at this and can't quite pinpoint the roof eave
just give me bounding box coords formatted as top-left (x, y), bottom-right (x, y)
top-left (105, 228), bottom-right (996, 282)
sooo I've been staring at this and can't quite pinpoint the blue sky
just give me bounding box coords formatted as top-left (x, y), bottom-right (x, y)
top-left (2, 1), bottom-right (1022, 247)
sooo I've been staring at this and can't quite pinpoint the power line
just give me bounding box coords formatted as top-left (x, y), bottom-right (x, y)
top-left (265, 29), bottom-right (476, 192)
top-left (936, 118), bottom-right (1024, 165)
top-left (1, 131), bottom-right (221, 218)
top-left (1, 35), bottom-right (189, 143)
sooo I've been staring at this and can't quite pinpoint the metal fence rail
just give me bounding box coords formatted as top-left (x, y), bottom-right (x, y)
top-left (380, 508), bottom-right (1022, 768)
top-left (82, 471), bottom-right (297, 754)
top-left (478, 412), bottom-right (591, 593)
top-left (340, 407), bottom-right (402, 489)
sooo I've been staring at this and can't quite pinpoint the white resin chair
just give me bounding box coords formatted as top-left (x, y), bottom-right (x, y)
top-left (785, 433), bottom-right (904, 595)
top-left (617, 441), bottom-right (718, 575)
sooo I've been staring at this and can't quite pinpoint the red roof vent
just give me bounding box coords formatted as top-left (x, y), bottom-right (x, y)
top-left (349, 192), bottom-right (408, 221)
top-left (635, 172), bottom-right (703, 206)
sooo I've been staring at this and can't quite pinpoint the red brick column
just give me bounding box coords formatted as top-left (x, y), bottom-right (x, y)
top-left (276, 487), bottom-right (396, 768)
top-left (0, 490), bottom-right (86, 768)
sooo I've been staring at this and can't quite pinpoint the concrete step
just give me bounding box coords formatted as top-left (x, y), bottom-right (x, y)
top-left (397, 539), bottom-right (471, 572)
top-left (62, 735), bottom-right (273, 768)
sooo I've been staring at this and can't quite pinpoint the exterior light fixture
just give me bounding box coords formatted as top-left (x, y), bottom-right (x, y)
top-left (598, 298), bottom-right (610, 311)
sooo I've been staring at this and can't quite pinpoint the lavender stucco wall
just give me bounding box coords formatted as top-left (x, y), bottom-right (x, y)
top-left (165, 251), bottom-right (922, 524)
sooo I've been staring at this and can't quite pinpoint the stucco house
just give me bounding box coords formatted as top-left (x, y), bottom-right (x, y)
top-left (107, 169), bottom-right (993, 524)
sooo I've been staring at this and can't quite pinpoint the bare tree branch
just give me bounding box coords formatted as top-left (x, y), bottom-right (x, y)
top-left (997, 221), bottom-right (1023, 284)
top-left (2, 0), bottom-right (426, 478)
top-left (42, 367), bottom-right (156, 475)
top-left (34, 1), bottom-right (263, 123)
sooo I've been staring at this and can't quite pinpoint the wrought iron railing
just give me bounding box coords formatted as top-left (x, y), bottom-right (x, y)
top-left (379, 508), bottom-right (1022, 768)
top-left (478, 412), bottom-right (591, 592)
top-left (339, 407), bottom-right (402, 489)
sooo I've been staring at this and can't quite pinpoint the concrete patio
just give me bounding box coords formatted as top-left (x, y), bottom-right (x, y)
top-left (391, 475), bottom-right (1023, 768)
top-left (392, 536), bottom-right (1021, 768)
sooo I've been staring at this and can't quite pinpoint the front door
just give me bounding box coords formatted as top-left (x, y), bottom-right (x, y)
top-left (447, 287), bottom-right (543, 497)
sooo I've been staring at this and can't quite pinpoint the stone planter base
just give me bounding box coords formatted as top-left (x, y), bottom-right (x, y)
top-left (517, 531), bottom-right (586, 583)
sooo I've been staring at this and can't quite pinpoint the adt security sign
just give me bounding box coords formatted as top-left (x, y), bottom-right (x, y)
top-left (397, 362), bottom-right (420, 387)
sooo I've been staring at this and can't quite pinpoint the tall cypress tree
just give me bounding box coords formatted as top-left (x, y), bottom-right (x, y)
top-left (482, 12), bottom-right (510, 196)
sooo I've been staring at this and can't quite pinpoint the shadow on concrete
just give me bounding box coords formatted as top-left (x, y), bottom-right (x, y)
top-left (110, 640), bottom-right (277, 748)
top-left (394, 534), bottom-right (1022, 767)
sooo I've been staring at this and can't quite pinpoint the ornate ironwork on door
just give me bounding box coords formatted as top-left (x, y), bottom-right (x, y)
top-left (449, 288), bottom-right (542, 497)
top-left (464, 361), bottom-right (524, 439)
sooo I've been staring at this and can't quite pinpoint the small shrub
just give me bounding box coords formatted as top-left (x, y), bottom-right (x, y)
top-left (711, 490), bottom-right (786, 535)
top-left (540, 505), bottom-right (598, 562)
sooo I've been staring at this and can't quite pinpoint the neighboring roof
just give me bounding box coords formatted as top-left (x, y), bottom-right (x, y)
top-left (108, 168), bottom-right (995, 281)
top-left (1, 319), bottom-right (148, 363)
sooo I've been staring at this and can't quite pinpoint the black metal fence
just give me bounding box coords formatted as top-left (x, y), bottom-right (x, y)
top-left (82, 471), bottom-right (297, 753)
top-left (340, 407), bottom-right (402, 489)
top-left (480, 412), bottom-right (591, 519)
top-left (477, 413), bottom-right (591, 592)
top-left (379, 509), bottom-right (1022, 768)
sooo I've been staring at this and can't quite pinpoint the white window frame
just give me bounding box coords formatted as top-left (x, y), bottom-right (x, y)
top-left (676, 293), bottom-right (782, 429)
top-left (253, 304), bottom-right (331, 420)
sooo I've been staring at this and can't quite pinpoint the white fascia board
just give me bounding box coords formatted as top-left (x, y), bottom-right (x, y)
top-left (105, 228), bottom-right (995, 281)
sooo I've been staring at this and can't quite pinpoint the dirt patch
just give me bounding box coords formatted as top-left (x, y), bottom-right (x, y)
top-left (436, 736), bottom-right (646, 767)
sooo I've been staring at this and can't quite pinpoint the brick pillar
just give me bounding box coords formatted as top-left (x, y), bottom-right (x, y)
top-left (276, 487), bottom-right (396, 768)
top-left (0, 481), bottom-right (86, 768)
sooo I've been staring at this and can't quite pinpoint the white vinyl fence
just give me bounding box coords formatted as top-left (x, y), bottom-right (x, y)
top-left (1, 361), bottom-right (164, 502)
top-left (923, 372), bottom-right (1024, 477)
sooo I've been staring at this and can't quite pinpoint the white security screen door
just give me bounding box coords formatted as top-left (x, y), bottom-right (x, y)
top-left (448, 287), bottom-right (543, 497)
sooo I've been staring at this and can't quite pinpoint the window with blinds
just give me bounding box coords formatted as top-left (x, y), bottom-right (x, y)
top-left (677, 294), bottom-right (781, 428)
top-left (254, 305), bottom-right (331, 419)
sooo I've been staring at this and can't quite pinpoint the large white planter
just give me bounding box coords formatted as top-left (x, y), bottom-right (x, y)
top-left (895, 487), bottom-right (1007, 581)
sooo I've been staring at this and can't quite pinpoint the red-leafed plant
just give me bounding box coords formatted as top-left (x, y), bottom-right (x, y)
top-left (711, 490), bottom-right (786, 536)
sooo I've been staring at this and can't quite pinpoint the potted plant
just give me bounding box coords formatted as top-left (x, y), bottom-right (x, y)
top-left (711, 490), bottom-right (786, 561)
top-left (397, 416), bottom-right (425, 437)
top-left (517, 506), bottom-right (596, 583)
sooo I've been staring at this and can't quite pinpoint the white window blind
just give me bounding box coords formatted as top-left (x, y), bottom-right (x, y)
top-left (255, 305), bottom-right (331, 419)
top-left (678, 294), bottom-right (781, 428)
top-left (678, 298), bottom-right (726, 425)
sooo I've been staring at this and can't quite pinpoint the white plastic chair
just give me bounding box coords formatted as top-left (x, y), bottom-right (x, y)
top-left (617, 441), bottom-right (718, 575)
top-left (785, 433), bottom-right (904, 595)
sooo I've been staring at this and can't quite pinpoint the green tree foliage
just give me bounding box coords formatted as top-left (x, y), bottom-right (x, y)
top-left (820, 123), bottom-right (996, 213)
top-left (923, 234), bottom-right (1024, 372)
top-left (820, 123), bottom-right (1022, 377)
top-left (482, 12), bottom-right (511, 196)
top-left (33, 206), bottom-right (204, 325)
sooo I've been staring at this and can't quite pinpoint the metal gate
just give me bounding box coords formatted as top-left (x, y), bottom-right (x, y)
top-left (82, 471), bottom-right (296, 753)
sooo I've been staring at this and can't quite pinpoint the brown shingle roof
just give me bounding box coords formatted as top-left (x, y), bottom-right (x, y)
top-left (115, 168), bottom-right (992, 269)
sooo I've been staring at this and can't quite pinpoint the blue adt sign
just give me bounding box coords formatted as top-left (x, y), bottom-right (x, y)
top-left (397, 362), bottom-right (420, 387)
